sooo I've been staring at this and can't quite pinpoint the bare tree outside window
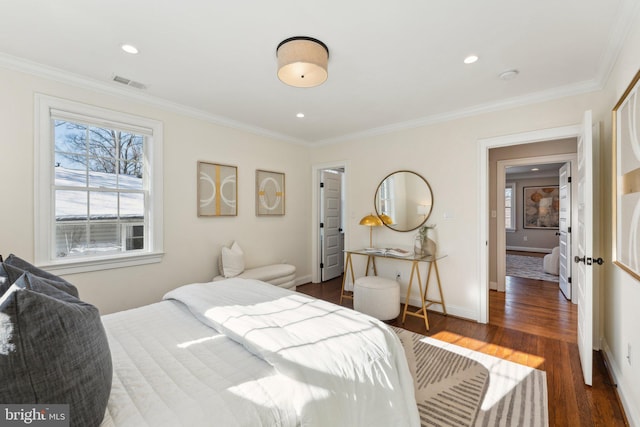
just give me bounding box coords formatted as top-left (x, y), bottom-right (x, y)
top-left (54, 121), bottom-right (143, 178)
top-left (53, 120), bottom-right (146, 258)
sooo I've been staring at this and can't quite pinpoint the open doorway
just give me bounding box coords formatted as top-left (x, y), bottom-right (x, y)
top-left (498, 159), bottom-right (571, 288)
top-left (490, 144), bottom-right (577, 296)
top-left (319, 168), bottom-right (344, 281)
top-left (311, 162), bottom-right (348, 284)
top-left (489, 146), bottom-right (577, 341)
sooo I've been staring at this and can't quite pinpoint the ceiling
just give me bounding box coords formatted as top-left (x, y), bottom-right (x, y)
top-left (506, 163), bottom-right (565, 179)
top-left (1, 1), bottom-right (637, 145)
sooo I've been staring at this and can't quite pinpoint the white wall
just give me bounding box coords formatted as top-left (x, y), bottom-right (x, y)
top-left (599, 14), bottom-right (640, 426)
top-left (0, 67), bottom-right (311, 315)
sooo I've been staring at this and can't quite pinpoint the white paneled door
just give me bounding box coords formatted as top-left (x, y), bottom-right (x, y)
top-left (321, 170), bottom-right (342, 281)
top-left (576, 110), bottom-right (594, 386)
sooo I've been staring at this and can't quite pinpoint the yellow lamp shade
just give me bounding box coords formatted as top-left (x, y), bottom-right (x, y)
top-left (359, 214), bottom-right (383, 226)
top-left (359, 214), bottom-right (383, 248)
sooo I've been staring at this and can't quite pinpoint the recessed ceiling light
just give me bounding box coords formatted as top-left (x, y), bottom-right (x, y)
top-left (531, 168), bottom-right (540, 171)
top-left (464, 55), bottom-right (478, 64)
top-left (296, 113), bottom-right (305, 118)
top-left (121, 44), bottom-right (139, 54)
top-left (499, 69), bottom-right (519, 80)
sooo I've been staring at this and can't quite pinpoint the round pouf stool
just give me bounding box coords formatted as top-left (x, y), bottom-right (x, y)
top-left (353, 276), bottom-right (400, 321)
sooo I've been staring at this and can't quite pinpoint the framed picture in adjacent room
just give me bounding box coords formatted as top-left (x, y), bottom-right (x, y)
top-left (197, 161), bottom-right (237, 216)
top-left (255, 169), bottom-right (285, 216)
top-left (612, 69), bottom-right (640, 281)
top-left (523, 185), bottom-right (559, 229)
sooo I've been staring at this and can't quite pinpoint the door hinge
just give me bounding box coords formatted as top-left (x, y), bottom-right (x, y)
top-left (568, 277), bottom-right (572, 284)
top-left (568, 226), bottom-right (571, 233)
top-left (320, 222), bottom-right (324, 228)
top-left (320, 263), bottom-right (324, 269)
top-left (568, 176), bottom-right (572, 183)
top-left (320, 182), bottom-right (324, 188)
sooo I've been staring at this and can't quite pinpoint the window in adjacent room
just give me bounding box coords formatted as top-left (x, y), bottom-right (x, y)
top-left (505, 182), bottom-right (516, 232)
top-left (35, 95), bottom-right (164, 274)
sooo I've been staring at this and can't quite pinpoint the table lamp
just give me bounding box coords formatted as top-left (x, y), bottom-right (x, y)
top-left (359, 213), bottom-right (383, 248)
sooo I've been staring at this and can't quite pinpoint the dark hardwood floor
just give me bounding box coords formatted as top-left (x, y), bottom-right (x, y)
top-left (297, 271), bottom-right (628, 427)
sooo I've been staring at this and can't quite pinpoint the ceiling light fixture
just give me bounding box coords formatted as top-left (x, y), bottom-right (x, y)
top-left (464, 55), bottom-right (478, 64)
top-left (531, 168), bottom-right (540, 171)
top-left (277, 36), bottom-right (329, 88)
top-left (121, 44), bottom-right (139, 54)
top-left (296, 113), bottom-right (305, 118)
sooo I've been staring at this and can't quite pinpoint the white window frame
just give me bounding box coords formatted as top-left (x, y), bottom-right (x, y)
top-left (35, 94), bottom-right (163, 274)
top-left (505, 182), bottom-right (516, 232)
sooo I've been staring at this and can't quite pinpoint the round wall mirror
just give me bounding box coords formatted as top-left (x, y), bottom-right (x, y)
top-left (374, 170), bottom-right (433, 232)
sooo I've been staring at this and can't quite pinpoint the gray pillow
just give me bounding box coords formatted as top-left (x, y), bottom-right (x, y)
top-left (1, 255), bottom-right (78, 298)
top-left (0, 272), bottom-right (112, 427)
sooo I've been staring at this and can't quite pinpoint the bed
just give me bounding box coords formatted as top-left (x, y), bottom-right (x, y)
top-left (100, 278), bottom-right (420, 427)
top-left (2, 255), bottom-right (546, 426)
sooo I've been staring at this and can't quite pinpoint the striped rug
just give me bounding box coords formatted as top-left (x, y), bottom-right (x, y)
top-left (393, 327), bottom-right (548, 427)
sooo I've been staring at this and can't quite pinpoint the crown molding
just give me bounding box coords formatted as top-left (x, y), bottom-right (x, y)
top-left (315, 79), bottom-right (601, 146)
top-left (0, 52), bottom-right (308, 146)
top-left (594, 0), bottom-right (640, 87)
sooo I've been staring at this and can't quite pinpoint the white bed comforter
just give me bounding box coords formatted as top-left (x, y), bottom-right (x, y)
top-left (101, 298), bottom-right (298, 427)
top-left (164, 278), bottom-right (420, 427)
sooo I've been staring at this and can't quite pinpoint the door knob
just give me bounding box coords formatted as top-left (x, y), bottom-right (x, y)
top-left (574, 255), bottom-right (585, 264)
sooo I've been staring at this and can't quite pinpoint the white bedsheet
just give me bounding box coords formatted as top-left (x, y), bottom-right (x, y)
top-left (100, 299), bottom-right (298, 427)
top-left (164, 278), bottom-right (420, 427)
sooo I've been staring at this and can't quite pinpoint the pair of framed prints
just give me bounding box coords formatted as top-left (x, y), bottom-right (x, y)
top-left (197, 162), bottom-right (284, 217)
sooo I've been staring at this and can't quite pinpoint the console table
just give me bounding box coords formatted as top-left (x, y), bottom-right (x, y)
top-left (340, 249), bottom-right (447, 330)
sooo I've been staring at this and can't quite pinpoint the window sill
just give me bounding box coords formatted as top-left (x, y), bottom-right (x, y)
top-left (37, 252), bottom-right (164, 276)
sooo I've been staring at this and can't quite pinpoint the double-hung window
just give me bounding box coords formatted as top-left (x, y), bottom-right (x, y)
top-left (35, 95), bottom-right (163, 274)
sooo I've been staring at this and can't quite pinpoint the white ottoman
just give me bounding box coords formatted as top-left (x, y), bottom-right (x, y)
top-left (353, 276), bottom-right (400, 321)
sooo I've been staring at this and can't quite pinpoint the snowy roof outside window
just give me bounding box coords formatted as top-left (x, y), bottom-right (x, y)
top-left (55, 167), bottom-right (144, 220)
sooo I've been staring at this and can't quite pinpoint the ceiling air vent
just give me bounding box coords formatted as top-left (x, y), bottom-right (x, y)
top-left (112, 75), bottom-right (147, 90)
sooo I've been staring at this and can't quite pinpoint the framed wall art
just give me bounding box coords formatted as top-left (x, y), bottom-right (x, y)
top-left (612, 69), bottom-right (640, 281)
top-left (523, 185), bottom-right (559, 229)
top-left (197, 161), bottom-right (237, 216)
top-left (256, 169), bottom-right (285, 216)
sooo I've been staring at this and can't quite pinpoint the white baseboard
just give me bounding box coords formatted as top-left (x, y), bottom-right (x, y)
top-left (490, 281), bottom-right (498, 291)
top-left (507, 245), bottom-right (553, 254)
top-left (404, 295), bottom-right (477, 321)
top-left (295, 275), bottom-right (312, 286)
top-left (601, 339), bottom-right (639, 427)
